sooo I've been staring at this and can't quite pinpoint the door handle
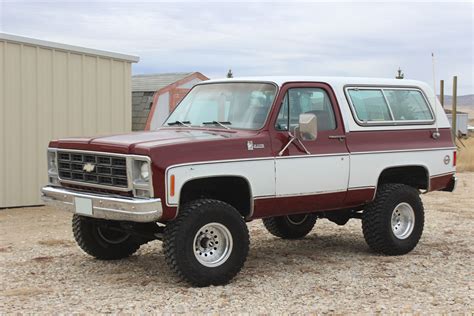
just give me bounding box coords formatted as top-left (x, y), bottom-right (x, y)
top-left (328, 135), bottom-right (346, 142)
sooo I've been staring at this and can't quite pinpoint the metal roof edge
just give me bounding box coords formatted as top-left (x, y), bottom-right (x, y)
top-left (0, 32), bottom-right (140, 63)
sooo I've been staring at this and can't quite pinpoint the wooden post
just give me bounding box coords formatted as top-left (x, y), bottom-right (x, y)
top-left (440, 80), bottom-right (444, 108)
top-left (452, 76), bottom-right (457, 139)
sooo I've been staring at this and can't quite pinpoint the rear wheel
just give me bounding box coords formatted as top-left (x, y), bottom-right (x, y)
top-left (263, 213), bottom-right (317, 239)
top-left (72, 215), bottom-right (141, 260)
top-left (163, 199), bottom-right (249, 287)
top-left (362, 184), bottom-right (424, 255)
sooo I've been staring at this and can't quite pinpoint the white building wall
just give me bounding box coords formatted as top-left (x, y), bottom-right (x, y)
top-left (446, 113), bottom-right (469, 135)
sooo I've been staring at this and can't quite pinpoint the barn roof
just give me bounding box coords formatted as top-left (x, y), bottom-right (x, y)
top-left (132, 72), bottom-right (194, 92)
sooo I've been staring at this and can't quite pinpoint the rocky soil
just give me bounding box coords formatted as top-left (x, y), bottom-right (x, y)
top-left (1, 173), bottom-right (473, 313)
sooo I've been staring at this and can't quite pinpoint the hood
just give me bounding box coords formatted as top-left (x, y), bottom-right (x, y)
top-left (52, 128), bottom-right (252, 154)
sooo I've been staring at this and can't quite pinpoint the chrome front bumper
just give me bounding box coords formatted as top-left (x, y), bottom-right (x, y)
top-left (41, 186), bottom-right (163, 222)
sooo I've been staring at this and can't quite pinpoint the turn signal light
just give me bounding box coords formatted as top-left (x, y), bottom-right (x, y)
top-left (170, 175), bottom-right (175, 197)
top-left (453, 151), bottom-right (457, 167)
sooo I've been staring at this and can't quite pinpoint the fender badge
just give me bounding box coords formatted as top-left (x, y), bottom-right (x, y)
top-left (247, 141), bottom-right (265, 151)
top-left (443, 155), bottom-right (451, 165)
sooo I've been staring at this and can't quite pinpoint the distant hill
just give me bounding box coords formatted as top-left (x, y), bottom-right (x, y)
top-left (437, 94), bottom-right (474, 107)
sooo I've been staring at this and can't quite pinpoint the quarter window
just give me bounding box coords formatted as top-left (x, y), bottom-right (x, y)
top-left (346, 88), bottom-right (433, 124)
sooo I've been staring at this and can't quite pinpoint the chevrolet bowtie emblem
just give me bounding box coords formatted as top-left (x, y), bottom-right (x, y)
top-left (83, 162), bottom-right (96, 173)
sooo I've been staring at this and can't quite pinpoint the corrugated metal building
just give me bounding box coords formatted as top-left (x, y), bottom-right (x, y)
top-left (131, 72), bottom-right (208, 130)
top-left (0, 33), bottom-right (139, 208)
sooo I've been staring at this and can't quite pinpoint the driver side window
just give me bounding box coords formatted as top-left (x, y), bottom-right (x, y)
top-left (275, 88), bottom-right (337, 131)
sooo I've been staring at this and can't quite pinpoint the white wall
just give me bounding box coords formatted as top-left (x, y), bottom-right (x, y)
top-left (446, 113), bottom-right (469, 135)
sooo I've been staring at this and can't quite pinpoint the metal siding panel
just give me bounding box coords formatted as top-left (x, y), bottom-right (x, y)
top-left (82, 55), bottom-right (98, 134)
top-left (52, 50), bottom-right (68, 138)
top-left (0, 41), bottom-right (4, 207)
top-left (124, 63), bottom-right (132, 131)
top-left (1, 41), bottom-right (134, 207)
top-left (111, 60), bottom-right (123, 133)
top-left (21, 45), bottom-right (40, 205)
top-left (97, 57), bottom-right (111, 134)
top-left (68, 53), bottom-right (83, 135)
top-left (4, 42), bottom-right (22, 207)
top-left (37, 48), bottom-right (54, 202)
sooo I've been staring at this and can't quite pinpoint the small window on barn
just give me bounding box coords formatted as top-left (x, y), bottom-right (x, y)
top-left (383, 89), bottom-right (433, 121)
top-left (347, 89), bottom-right (392, 122)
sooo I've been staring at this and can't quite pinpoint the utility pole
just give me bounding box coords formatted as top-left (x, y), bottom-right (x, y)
top-left (452, 76), bottom-right (457, 139)
top-left (440, 79), bottom-right (444, 108)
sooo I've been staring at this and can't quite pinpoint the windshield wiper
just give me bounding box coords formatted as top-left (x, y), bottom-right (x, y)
top-left (202, 121), bottom-right (232, 129)
top-left (167, 120), bottom-right (191, 127)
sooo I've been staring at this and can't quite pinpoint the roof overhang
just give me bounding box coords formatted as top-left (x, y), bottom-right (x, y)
top-left (0, 32), bottom-right (139, 63)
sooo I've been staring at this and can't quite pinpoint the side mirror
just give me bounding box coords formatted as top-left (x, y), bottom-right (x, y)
top-left (297, 113), bottom-right (318, 141)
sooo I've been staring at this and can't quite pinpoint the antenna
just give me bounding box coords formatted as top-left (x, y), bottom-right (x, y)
top-left (431, 53), bottom-right (440, 139)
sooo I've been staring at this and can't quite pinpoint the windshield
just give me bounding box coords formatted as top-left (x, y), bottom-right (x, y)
top-left (164, 82), bottom-right (277, 130)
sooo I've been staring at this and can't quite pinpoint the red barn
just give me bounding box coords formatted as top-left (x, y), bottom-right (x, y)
top-left (131, 72), bottom-right (208, 131)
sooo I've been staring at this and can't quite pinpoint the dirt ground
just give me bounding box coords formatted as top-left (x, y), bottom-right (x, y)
top-left (1, 173), bottom-right (473, 314)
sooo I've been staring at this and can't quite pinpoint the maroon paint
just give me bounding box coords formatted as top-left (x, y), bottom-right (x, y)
top-left (429, 173), bottom-right (455, 192)
top-left (345, 128), bottom-right (453, 153)
top-left (252, 189), bottom-right (375, 219)
top-left (48, 81), bottom-right (456, 221)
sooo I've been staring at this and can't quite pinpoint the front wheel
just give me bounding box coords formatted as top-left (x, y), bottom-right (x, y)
top-left (72, 215), bottom-right (141, 260)
top-left (262, 213), bottom-right (317, 239)
top-left (362, 183), bottom-right (424, 255)
top-left (163, 199), bottom-right (249, 287)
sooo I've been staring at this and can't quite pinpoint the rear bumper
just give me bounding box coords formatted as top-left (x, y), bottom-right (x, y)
top-left (41, 186), bottom-right (162, 222)
top-left (441, 175), bottom-right (457, 192)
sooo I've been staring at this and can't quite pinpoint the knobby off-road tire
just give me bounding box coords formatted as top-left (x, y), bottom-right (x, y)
top-left (362, 183), bottom-right (424, 255)
top-left (72, 215), bottom-right (140, 260)
top-left (262, 214), bottom-right (317, 239)
top-left (163, 199), bottom-right (249, 287)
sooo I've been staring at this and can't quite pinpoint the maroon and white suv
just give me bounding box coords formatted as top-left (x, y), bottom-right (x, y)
top-left (42, 77), bottom-right (457, 286)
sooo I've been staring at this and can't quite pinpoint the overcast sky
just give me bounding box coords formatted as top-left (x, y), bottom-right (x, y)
top-left (1, 0), bottom-right (473, 95)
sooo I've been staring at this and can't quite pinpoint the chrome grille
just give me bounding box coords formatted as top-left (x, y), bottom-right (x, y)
top-left (57, 151), bottom-right (128, 189)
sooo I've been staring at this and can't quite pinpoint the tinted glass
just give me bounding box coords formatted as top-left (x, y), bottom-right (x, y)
top-left (275, 88), bottom-right (336, 131)
top-left (348, 89), bottom-right (392, 122)
top-left (384, 89), bottom-right (433, 121)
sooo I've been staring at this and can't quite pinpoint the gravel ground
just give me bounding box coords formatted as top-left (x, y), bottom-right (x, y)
top-left (1, 173), bottom-right (473, 314)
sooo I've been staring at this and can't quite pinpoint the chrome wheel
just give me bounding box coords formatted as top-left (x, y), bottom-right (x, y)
top-left (97, 227), bottom-right (130, 244)
top-left (286, 214), bottom-right (308, 225)
top-left (193, 223), bottom-right (233, 267)
top-left (391, 202), bottom-right (415, 239)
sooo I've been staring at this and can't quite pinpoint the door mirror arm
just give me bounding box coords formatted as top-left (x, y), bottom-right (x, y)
top-left (278, 127), bottom-right (311, 156)
top-left (277, 113), bottom-right (317, 156)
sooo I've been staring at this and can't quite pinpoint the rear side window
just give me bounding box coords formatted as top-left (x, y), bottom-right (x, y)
top-left (346, 87), bottom-right (434, 125)
top-left (384, 90), bottom-right (433, 121)
top-left (347, 89), bottom-right (391, 122)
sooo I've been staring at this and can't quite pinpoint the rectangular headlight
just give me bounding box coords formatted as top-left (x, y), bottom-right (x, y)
top-left (47, 149), bottom-right (59, 185)
top-left (131, 157), bottom-right (153, 198)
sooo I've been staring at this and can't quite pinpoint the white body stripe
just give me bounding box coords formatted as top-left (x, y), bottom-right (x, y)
top-left (165, 148), bottom-right (455, 207)
top-left (275, 154), bottom-right (349, 196)
top-left (348, 149), bottom-right (455, 189)
top-left (166, 159), bottom-right (275, 206)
